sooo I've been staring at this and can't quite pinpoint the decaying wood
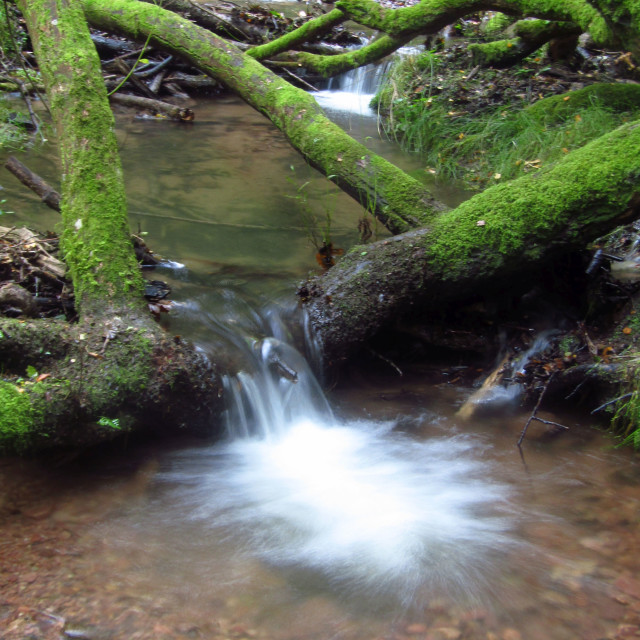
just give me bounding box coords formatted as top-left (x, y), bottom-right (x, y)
top-left (457, 354), bottom-right (509, 420)
top-left (0, 225), bottom-right (66, 280)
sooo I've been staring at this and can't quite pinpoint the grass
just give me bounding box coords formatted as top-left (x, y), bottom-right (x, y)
top-left (374, 52), bottom-right (640, 190)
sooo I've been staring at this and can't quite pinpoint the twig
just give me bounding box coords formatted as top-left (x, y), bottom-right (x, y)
top-left (530, 416), bottom-right (568, 429)
top-left (282, 67), bottom-right (320, 92)
top-left (591, 392), bottom-right (633, 415)
top-left (517, 373), bottom-right (555, 447)
top-left (366, 347), bottom-right (403, 376)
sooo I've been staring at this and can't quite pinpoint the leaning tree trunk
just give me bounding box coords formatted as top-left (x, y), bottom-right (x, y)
top-left (0, 0), bottom-right (222, 453)
top-left (81, 0), bottom-right (448, 235)
top-left (300, 119), bottom-right (640, 366)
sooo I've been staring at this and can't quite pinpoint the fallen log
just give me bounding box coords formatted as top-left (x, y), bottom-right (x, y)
top-left (300, 119), bottom-right (640, 366)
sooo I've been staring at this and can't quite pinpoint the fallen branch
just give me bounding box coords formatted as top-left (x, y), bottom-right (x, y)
top-left (591, 392), bottom-right (634, 414)
top-left (4, 156), bottom-right (61, 211)
top-left (109, 92), bottom-right (195, 121)
top-left (517, 373), bottom-right (557, 447)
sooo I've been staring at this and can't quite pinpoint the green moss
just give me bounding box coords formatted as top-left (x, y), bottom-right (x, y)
top-left (0, 381), bottom-right (36, 448)
top-left (248, 8), bottom-right (345, 61)
top-left (296, 34), bottom-right (409, 78)
top-left (527, 83), bottom-right (640, 122)
top-left (425, 119), bottom-right (640, 281)
top-left (468, 39), bottom-right (522, 67)
top-left (17, 0), bottom-right (145, 313)
top-left (481, 12), bottom-right (515, 37)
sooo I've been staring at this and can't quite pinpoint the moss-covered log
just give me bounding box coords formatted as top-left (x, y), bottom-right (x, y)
top-left (288, 34), bottom-right (413, 78)
top-left (81, 0), bottom-right (448, 234)
top-left (300, 119), bottom-right (640, 366)
top-left (333, 0), bottom-right (612, 47)
top-left (247, 8), bottom-right (347, 62)
top-left (469, 20), bottom-right (581, 67)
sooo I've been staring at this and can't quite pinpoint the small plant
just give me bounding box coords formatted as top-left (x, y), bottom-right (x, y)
top-left (98, 416), bottom-right (121, 430)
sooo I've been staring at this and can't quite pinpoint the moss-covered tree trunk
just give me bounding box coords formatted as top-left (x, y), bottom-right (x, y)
top-left (81, 0), bottom-right (448, 235)
top-left (0, 0), bottom-right (222, 453)
top-left (301, 120), bottom-right (640, 366)
top-left (16, 0), bottom-right (143, 318)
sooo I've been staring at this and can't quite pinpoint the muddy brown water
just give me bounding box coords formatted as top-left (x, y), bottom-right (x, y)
top-left (0, 96), bottom-right (639, 640)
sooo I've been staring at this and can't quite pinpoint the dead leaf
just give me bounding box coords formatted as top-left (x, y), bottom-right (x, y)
top-left (35, 373), bottom-right (51, 382)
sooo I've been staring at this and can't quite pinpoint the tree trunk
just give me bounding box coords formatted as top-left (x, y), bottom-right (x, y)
top-left (1, 0), bottom-right (223, 453)
top-left (16, 0), bottom-right (144, 317)
top-left (81, 0), bottom-right (448, 235)
top-left (300, 119), bottom-right (640, 366)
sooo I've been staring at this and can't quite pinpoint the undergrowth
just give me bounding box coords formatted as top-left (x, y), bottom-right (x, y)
top-left (373, 51), bottom-right (640, 190)
top-left (612, 384), bottom-right (640, 450)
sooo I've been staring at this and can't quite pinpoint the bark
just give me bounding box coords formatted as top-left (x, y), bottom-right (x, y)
top-left (300, 119), bottom-right (640, 366)
top-left (81, 0), bottom-right (448, 234)
top-left (5, 156), bottom-right (61, 211)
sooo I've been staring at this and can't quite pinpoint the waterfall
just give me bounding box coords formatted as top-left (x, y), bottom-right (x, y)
top-left (313, 58), bottom-right (395, 115)
top-left (161, 296), bottom-right (520, 609)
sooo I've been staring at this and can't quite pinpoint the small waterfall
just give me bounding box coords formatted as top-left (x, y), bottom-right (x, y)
top-left (313, 58), bottom-right (394, 115)
top-left (162, 295), bottom-right (520, 609)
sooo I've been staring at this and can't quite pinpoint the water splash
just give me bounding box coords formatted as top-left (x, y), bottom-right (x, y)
top-left (161, 305), bottom-right (519, 609)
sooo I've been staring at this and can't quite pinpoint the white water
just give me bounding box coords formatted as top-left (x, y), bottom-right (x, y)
top-left (313, 60), bottom-right (393, 115)
top-left (160, 317), bottom-right (520, 610)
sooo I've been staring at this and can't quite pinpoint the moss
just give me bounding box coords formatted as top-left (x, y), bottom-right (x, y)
top-left (248, 8), bottom-right (345, 61)
top-left (0, 381), bottom-right (37, 449)
top-left (526, 83), bottom-right (640, 122)
top-left (295, 33), bottom-right (410, 77)
top-left (481, 12), bottom-right (515, 37)
top-left (425, 119), bottom-right (640, 281)
top-left (468, 39), bottom-right (522, 67)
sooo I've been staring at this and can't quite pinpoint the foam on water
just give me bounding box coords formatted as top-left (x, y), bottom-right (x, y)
top-left (161, 326), bottom-right (518, 608)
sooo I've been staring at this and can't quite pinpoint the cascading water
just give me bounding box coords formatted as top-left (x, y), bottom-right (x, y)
top-left (159, 294), bottom-right (521, 611)
top-left (313, 59), bottom-right (395, 115)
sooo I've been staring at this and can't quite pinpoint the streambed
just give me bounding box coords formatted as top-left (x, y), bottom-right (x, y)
top-left (0, 95), bottom-right (639, 640)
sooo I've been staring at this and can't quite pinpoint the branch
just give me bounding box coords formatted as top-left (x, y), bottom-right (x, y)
top-left (334, 0), bottom-right (611, 46)
top-left (291, 34), bottom-right (412, 78)
top-left (248, 8), bottom-right (347, 61)
top-left (4, 156), bottom-right (60, 210)
top-left (82, 0), bottom-right (448, 234)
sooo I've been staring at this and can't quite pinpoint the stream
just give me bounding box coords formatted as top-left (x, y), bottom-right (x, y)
top-left (1, 78), bottom-right (640, 640)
